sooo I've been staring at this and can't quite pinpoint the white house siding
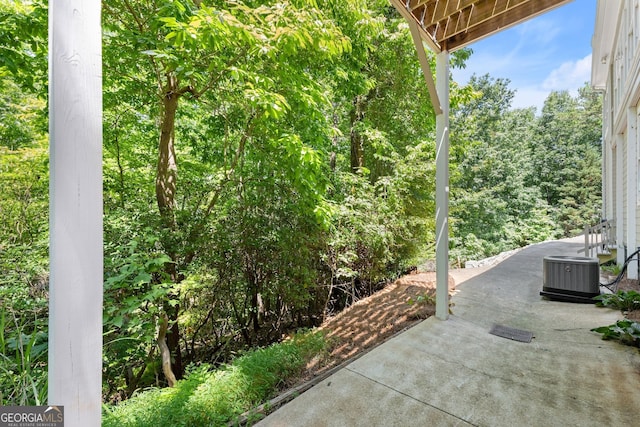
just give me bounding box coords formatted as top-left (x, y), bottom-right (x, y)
top-left (593, 0), bottom-right (640, 274)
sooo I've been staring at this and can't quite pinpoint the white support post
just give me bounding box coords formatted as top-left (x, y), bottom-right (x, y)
top-left (627, 107), bottom-right (638, 278)
top-left (435, 51), bottom-right (450, 320)
top-left (616, 134), bottom-right (625, 266)
top-left (49, 1), bottom-right (103, 426)
top-left (605, 138), bottom-right (612, 220)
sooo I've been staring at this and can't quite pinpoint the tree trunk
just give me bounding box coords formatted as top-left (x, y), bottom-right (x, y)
top-left (165, 303), bottom-right (183, 379)
top-left (155, 74), bottom-right (183, 381)
top-left (157, 313), bottom-right (177, 387)
top-left (156, 76), bottom-right (179, 227)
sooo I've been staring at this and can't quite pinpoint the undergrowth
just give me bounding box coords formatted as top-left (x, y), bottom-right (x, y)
top-left (592, 290), bottom-right (640, 347)
top-left (0, 241), bottom-right (49, 406)
top-left (593, 290), bottom-right (640, 312)
top-left (591, 320), bottom-right (640, 347)
top-left (0, 308), bottom-right (48, 405)
top-left (102, 329), bottom-right (327, 427)
top-left (600, 263), bottom-right (623, 277)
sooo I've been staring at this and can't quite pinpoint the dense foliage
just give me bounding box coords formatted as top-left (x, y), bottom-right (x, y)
top-left (0, 0), bottom-right (48, 402)
top-left (1, 0), bottom-right (602, 414)
top-left (102, 329), bottom-right (327, 426)
top-left (450, 75), bottom-right (602, 261)
top-left (98, 0), bottom-right (476, 398)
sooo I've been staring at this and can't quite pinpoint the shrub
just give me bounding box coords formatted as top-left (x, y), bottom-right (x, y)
top-left (102, 330), bottom-right (327, 427)
top-left (591, 320), bottom-right (640, 347)
top-left (593, 290), bottom-right (640, 312)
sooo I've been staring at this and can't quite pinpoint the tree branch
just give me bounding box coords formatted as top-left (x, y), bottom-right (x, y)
top-left (188, 49), bottom-right (249, 100)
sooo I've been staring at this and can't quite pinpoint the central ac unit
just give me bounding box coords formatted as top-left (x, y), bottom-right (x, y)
top-left (540, 256), bottom-right (600, 303)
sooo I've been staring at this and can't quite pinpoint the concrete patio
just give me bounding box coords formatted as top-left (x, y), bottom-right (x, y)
top-left (258, 237), bottom-right (640, 426)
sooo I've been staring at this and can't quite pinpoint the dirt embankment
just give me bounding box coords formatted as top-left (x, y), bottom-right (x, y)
top-left (297, 272), bottom-right (455, 381)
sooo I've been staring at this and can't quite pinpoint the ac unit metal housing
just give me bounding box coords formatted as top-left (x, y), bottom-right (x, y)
top-left (540, 256), bottom-right (600, 303)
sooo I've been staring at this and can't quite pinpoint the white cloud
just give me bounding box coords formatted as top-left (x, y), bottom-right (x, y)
top-left (516, 18), bottom-right (563, 45)
top-left (542, 54), bottom-right (592, 91)
top-left (510, 55), bottom-right (593, 112)
top-left (508, 54), bottom-right (593, 112)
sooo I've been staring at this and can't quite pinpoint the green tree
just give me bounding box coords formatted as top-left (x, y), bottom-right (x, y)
top-left (0, 1), bottom-right (48, 148)
top-left (0, 1), bottom-right (49, 404)
top-left (0, 0), bottom-right (47, 92)
top-left (102, 0), bottom-right (349, 383)
top-left (450, 75), bottom-right (562, 261)
top-left (318, 2), bottom-right (472, 307)
top-left (530, 84), bottom-right (602, 234)
top-left (0, 79), bottom-right (46, 150)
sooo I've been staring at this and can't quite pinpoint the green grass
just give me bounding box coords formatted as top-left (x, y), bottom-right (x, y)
top-left (0, 307), bottom-right (48, 406)
top-left (102, 329), bottom-right (327, 427)
top-left (600, 263), bottom-right (622, 276)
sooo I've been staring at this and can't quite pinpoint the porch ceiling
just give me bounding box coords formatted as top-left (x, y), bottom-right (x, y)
top-left (390, 0), bottom-right (575, 53)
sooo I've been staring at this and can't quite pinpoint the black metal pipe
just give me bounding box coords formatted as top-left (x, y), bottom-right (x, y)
top-left (600, 247), bottom-right (640, 292)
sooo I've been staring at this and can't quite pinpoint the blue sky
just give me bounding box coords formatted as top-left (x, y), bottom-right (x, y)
top-left (451, 0), bottom-right (597, 111)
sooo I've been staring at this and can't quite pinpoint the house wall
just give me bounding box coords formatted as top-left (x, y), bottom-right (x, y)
top-left (597, 0), bottom-right (640, 277)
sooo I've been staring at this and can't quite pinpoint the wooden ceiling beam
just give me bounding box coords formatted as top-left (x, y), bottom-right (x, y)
top-left (411, 0), bottom-right (476, 23)
top-left (443, 4), bottom-right (474, 39)
top-left (441, 0), bottom-right (573, 51)
top-left (389, 0), bottom-right (442, 52)
top-left (396, 0), bottom-right (572, 53)
top-left (430, 0), bottom-right (529, 43)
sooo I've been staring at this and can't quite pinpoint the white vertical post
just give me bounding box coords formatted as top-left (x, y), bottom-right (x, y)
top-left (606, 70), bottom-right (615, 221)
top-left (606, 142), bottom-right (612, 218)
top-left (616, 134), bottom-right (625, 265)
top-left (435, 51), bottom-right (450, 320)
top-left (49, 1), bottom-right (103, 426)
top-left (584, 226), bottom-right (590, 257)
top-left (627, 107), bottom-right (638, 278)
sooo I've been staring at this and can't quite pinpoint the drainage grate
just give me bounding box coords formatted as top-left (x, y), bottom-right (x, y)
top-left (489, 324), bottom-right (533, 343)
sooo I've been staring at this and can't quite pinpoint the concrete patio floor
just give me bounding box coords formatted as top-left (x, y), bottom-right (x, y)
top-left (257, 237), bottom-right (640, 426)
